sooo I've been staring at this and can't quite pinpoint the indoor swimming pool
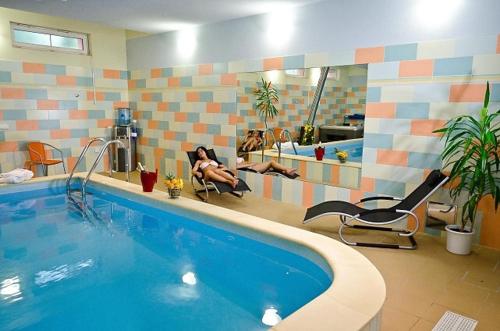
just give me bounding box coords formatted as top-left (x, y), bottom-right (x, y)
top-left (0, 180), bottom-right (332, 330)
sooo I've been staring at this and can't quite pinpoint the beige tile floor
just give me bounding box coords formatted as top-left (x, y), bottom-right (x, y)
top-left (113, 172), bottom-right (500, 331)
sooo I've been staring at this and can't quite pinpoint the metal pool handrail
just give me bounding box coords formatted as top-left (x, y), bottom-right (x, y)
top-left (262, 128), bottom-right (278, 163)
top-left (82, 140), bottom-right (129, 200)
top-left (66, 137), bottom-right (111, 195)
top-left (278, 129), bottom-right (297, 162)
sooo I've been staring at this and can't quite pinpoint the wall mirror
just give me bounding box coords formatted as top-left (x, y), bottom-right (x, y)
top-left (235, 64), bottom-right (368, 189)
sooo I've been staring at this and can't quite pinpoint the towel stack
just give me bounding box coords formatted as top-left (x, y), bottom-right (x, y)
top-left (0, 169), bottom-right (34, 184)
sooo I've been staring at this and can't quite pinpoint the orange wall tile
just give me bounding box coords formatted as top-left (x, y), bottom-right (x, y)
top-left (23, 62), bottom-right (45, 73)
top-left (164, 131), bottom-right (176, 140)
top-left (181, 142), bottom-right (194, 151)
top-left (410, 119), bottom-right (446, 136)
top-left (157, 102), bottom-right (168, 111)
top-left (479, 196), bottom-right (500, 248)
top-left (361, 177), bottom-right (375, 191)
top-left (193, 123), bottom-right (208, 133)
top-left (365, 103), bottom-right (396, 118)
top-left (0, 142), bottom-right (17, 152)
top-left (213, 135), bottom-right (229, 146)
top-left (355, 47), bottom-right (384, 64)
top-left (449, 84), bottom-right (486, 102)
top-left (302, 181), bottom-right (313, 207)
top-left (142, 93), bottom-right (152, 101)
top-left (150, 68), bottom-right (162, 78)
top-left (349, 189), bottom-right (364, 204)
top-left (50, 129), bottom-right (71, 139)
top-left (97, 119), bottom-right (114, 128)
top-left (56, 75), bottom-right (76, 86)
top-left (168, 77), bottom-right (180, 87)
top-left (399, 60), bottom-right (434, 77)
top-left (176, 160), bottom-right (184, 178)
top-left (103, 69), bottom-right (121, 79)
top-left (207, 102), bottom-right (221, 113)
top-left (331, 165), bottom-right (340, 185)
top-left (148, 120), bottom-right (159, 129)
top-left (1, 87), bottom-right (25, 99)
top-left (377, 149), bottom-right (409, 166)
top-left (16, 120), bottom-right (38, 130)
top-left (220, 73), bottom-right (237, 85)
top-left (263, 57), bottom-right (284, 71)
top-left (174, 112), bottom-right (188, 122)
top-left (186, 91), bottom-right (200, 102)
top-left (263, 175), bottom-right (273, 199)
top-left (497, 34), bottom-right (500, 54)
top-left (69, 110), bottom-right (88, 119)
top-left (37, 100), bottom-right (59, 110)
top-left (198, 63), bottom-right (213, 75)
top-left (87, 91), bottom-right (105, 101)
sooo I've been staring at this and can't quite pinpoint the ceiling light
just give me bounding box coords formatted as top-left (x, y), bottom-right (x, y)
top-left (415, 0), bottom-right (463, 29)
top-left (177, 28), bottom-right (197, 59)
top-left (266, 7), bottom-right (296, 48)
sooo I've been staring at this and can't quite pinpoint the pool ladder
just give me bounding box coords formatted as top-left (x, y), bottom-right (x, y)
top-left (277, 129), bottom-right (297, 162)
top-left (81, 140), bottom-right (129, 201)
top-left (66, 138), bottom-right (130, 201)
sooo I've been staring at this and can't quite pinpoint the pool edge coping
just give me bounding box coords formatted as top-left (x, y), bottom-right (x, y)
top-left (1, 173), bottom-right (385, 331)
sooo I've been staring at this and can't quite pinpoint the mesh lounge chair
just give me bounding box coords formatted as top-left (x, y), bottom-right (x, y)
top-left (303, 170), bottom-right (449, 249)
top-left (187, 149), bottom-right (251, 202)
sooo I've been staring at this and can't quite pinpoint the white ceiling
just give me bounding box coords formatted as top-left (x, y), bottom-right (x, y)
top-left (0, 0), bottom-right (320, 33)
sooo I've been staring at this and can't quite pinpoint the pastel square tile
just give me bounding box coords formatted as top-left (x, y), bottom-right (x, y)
top-left (408, 152), bottom-right (442, 169)
top-left (366, 87), bottom-right (381, 102)
top-left (355, 47), bottom-right (384, 64)
top-left (417, 39), bottom-right (456, 59)
top-left (414, 83), bottom-right (451, 102)
top-left (367, 62), bottom-right (399, 80)
top-left (399, 60), bottom-right (433, 77)
top-left (380, 85), bottom-right (414, 102)
top-left (45, 64), bottom-right (66, 75)
top-left (363, 133), bottom-right (393, 149)
top-left (0, 71), bottom-right (11, 83)
top-left (1, 110), bottom-right (27, 120)
top-left (327, 50), bottom-right (355, 66)
top-left (304, 52), bottom-right (328, 68)
top-left (428, 102), bottom-right (473, 119)
top-left (384, 43), bottom-right (417, 62)
top-left (434, 56), bottom-right (473, 76)
top-left (378, 118), bottom-right (411, 135)
top-left (362, 147), bottom-right (377, 164)
top-left (455, 36), bottom-right (497, 57)
top-left (375, 179), bottom-right (406, 197)
top-left (392, 134), bottom-right (443, 153)
top-left (0, 60), bottom-right (22, 72)
top-left (283, 55), bottom-right (305, 69)
top-left (396, 103), bottom-right (429, 119)
top-left (472, 54), bottom-right (500, 75)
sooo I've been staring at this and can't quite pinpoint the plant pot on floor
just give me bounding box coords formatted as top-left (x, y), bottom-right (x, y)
top-left (445, 225), bottom-right (474, 255)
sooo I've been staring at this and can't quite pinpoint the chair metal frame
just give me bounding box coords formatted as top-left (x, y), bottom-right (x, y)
top-left (28, 142), bottom-right (66, 176)
top-left (303, 172), bottom-right (449, 250)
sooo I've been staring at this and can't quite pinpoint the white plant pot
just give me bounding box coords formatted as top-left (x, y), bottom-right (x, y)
top-left (445, 225), bottom-right (474, 255)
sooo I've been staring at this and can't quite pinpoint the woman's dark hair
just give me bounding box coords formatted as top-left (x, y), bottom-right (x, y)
top-left (195, 146), bottom-right (209, 160)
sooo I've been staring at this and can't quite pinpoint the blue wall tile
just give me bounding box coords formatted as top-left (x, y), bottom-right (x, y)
top-left (408, 152), bottom-right (442, 169)
top-left (60, 100), bottom-right (78, 109)
top-left (45, 64), bottom-right (66, 75)
top-left (187, 113), bottom-right (200, 122)
top-left (39, 120), bottom-right (60, 130)
top-left (366, 87), bottom-right (381, 102)
top-left (180, 76), bottom-right (192, 87)
top-left (490, 83), bottom-right (500, 102)
top-left (161, 68), bottom-right (173, 77)
top-left (396, 103), bottom-right (430, 119)
top-left (1, 110), bottom-right (26, 120)
top-left (368, 62), bottom-right (399, 80)
top-left (206, 124), bottom-right (221, 135)
top-left (283, 55), bottom-right (305, 69)
top-left (434, 57), bottom-right (473, 76)
top-left (375, 179), bottom-right (406, 197)
top-left (72, 129), bottom-right (89, 138)
top-left (221, 103), bottom-right (236, 114)
top-left (76, 77), bottom-right (93, 87)
top-left (199, 91), bottom-right (213, 102)
top-left (384, 43), bottom-right (417, 61)
top-left (0, 71), bottom-right (11, 82)
top-left (88, 110), bottom-right (105, 119)
top-left (168, 102), bottom-right (180, 112)
top-left (25, 89), bottom-right (48, 99)
top-left (363, 133), bottom-right (393, 149)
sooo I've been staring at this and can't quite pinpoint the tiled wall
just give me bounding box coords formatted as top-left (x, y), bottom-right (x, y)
top-left (0, 60), bottom-right (129, 174)
top-left (129, 33), bottom-right (500, 249)
top-left (128, 66), bottom-right (239, 177)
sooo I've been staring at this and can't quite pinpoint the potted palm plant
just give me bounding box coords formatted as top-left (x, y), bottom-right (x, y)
top-left (434, 82), bottom-right (499, 255)
top-left (254, 77), bottom-right (279, 129)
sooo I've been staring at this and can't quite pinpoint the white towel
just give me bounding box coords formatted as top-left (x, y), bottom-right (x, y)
top-left (272, 141), bottom-right (299, 150)
top-left (0, 168), bottom-right (34, 184)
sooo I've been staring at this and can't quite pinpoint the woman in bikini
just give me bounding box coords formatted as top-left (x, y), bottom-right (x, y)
top-left (192, 146), bottom-right (239, 188)
top-left (236, 158), bottom-right (297, 176)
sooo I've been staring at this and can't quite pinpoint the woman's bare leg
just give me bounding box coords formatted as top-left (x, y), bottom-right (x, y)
top-left (213, 168), bottom-right (239, 188)
top-left (205, 169), bottom-right (234, 186)
top-left (252, 160), bottom-right (296, 175)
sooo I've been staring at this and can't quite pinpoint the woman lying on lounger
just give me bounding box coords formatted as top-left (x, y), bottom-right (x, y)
top-left (192, 146), bottom-right (239, 189)
top-left (236, 158), bottom-right (297, 176)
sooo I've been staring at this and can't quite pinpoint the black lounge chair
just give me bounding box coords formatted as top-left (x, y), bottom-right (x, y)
top-left (187, 149), bottom-right (251, 202)
top-left (303, 170), bottom-right (449, 249)
top-left (237, 165), bottom-right (300, 179)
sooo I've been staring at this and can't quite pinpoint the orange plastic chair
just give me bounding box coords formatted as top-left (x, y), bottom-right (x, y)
top-left (27, 142), bottom-right (66, 176)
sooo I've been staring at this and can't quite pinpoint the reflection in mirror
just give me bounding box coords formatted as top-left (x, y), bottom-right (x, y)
top-left (236, 65), bottom-right (368, 189)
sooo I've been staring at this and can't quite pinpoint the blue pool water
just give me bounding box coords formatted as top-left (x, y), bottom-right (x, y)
top-left (0, 182), bottom-right (331, 330)
top-left (284, 140), bottom-right (363, 162)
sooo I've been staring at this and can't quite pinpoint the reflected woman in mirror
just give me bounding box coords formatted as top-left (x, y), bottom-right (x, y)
top-left (240, 130), bottom-right (263, 152)
top-left (236, 158), bottom-right (297, 176)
